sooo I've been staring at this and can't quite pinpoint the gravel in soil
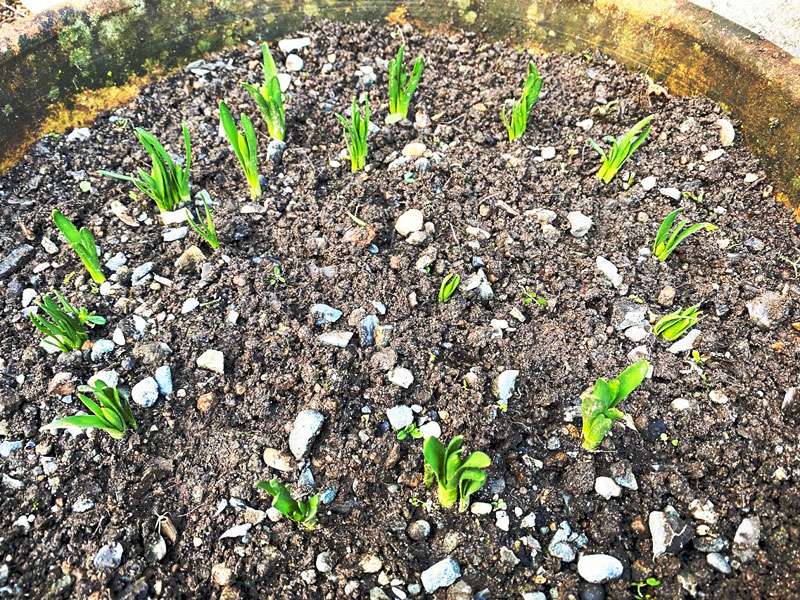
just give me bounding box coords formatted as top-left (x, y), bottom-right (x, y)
top-left (1, 18), bottom-right (799, 600)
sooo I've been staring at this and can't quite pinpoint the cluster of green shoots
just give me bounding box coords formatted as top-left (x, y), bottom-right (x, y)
top-left (30, 291), bottom-right (104, 352)
top-left (244, 43), bottom-right (286, 141)
top-left (520, 285), bottom-right (547, 308)
top-left (336, 96), bottom-right (370, 172)
top-left (397, 423), bottom-right (423, 440)
top-left (53, 210), bottom-right (105, 284)
top-left (186, 197), bottom-right (220, 249)
top-left (256, 479), bottom-right (320, 529)
top-left (581, 360), bottom-right (649, 450)
top-left (502, 61), bottom-right (543, 141)
top-left (589, 115), bottom-right (652, 183)
top-left (654, 305), bottom-right (703, 341)
top-left (219, 100), bottom-right (261, 199)
top-left (99, 125), bottom-right (191, 212)
top-left (652, 207), bottom-right (715, 260)
top-left (423, 436), bottom-right (490, 512)
top-left (438, 273), bottom-right (460, 303)
top-left (43, 380), bottom-right (137, 440)
top-left (386, 45), bottom-right (424, 124)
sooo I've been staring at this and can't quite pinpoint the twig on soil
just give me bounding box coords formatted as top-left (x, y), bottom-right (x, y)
top-left (448, 221), bottom-right (460, 246)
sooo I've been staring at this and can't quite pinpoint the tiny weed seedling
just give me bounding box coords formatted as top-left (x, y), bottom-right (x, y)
top-left (386, 45), bottom-right (423, 124)
top-left (520, 285), bottom-right (547, 308)
top-left (269, 266), bottom-right (285, 285)
top-left (52, 210), bottom-right (105, 284)
top-left (43, 380), bottom-right (137, 440)
top-left (588, 115), bottom-right (652, 183)
top-left (243, 43), bottom-right (286, 141)
top-left (98, 125), bottom-right (191, 212)
top-left (581, 360), bottom-right (649, 450)
top-left (219, 100), bottom-right (262, 199)
top-left (654, 305), bottom-right (703, 341)
top-left (255, 479), bottom-right (319, 529)
top-left (502, 61), bottom-right (543, 141)
top-left (30, 291), bottom-right (105, 352)
top-left (336, 96), bottom-right (370, 172)
top-left (185, 197), bottom-right (219, 249)
top-left (632, 577), bottom-right (662, 600)
top-left (438, 273), bottom-right (460, 303)
top-left (778, 252), bottom-right (800, 278)
top-left (423, 436), bottom-right (491, 512)
top-left (652, 208), bottom-right (715, 261)
top-left (397, 423), bottom-right (423, 441)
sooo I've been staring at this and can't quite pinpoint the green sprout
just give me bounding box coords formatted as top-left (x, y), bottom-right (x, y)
top-left (652, 207), bottom-right (715, 261)
top-left (269, 266), bottom-right (285, 285)
top-left (520, 285), bottom-right (547, 308)
top-left (219, 100), bottom-right (261, 199)
top-left (581, 360), bottom-right (649, 451)
top-left (654, 305), bottom-right (703, 341)
top-left (52, 210), bottom-right (105, 284)
top-left (255, 479), bottom-right (319, 530)
top-left (30, 291), bottom-right (105, 352)
top-left (438, 273), bottom-right (460, 303)
top-left (501, 61), bottom-right (543, 141)
top-left (336, 96), bottom-right (370, 172)
top-left (386, 44), bottom-right (423, 124)
top-left (778, 252), bottom-right (800, 278)
top-left (98, 125), bottom-right (191, 212)
top-left (423, 436), bottom-right (491, 512)
top-left (632, 577), bottom-right (662, 600)
top-left (243, 43), bottom-right (285, 141)
top-left (42, 380), bottom-right (137, 440)
top-left (185, 197), bottom-right (219, 249)
top-left (588, 115), bottom-right (652, 183)
top-left (397, 423), bottom-right (423, 441)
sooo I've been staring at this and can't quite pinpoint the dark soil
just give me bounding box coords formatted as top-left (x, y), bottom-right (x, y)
top-left (1, 18), bottom-right (799, 600)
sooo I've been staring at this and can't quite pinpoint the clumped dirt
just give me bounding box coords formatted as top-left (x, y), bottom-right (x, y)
top-left (1, 18), bottom-right (799, 600)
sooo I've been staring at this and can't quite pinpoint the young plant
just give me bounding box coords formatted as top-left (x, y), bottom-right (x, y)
top-left (652, 208), bottom-right (714, 260)
top-left (654, 305), bottom-right (703, 341)
top-left (423, 436), bottom-right (491, 512)
top-left (255, 479), bottom-right (319, 529)
top-left (520, 285), bottom-right (547, 308)
top-left (185, 197), bottom-right (219, 249)
top-left (336, 96), bottom-right (370, 172)
top-left (243, 43), bottom-right (285, 141)
top-left (52, 210), bottom-right (105, 284)
top-left (397, 423), bottom-right (423, 441)
top-left (438, 273), bottom-right (460, 303)
top-left (219, 100), bottom-right (261, 198)
top-left (501, 61), bottom-right (543, 141)
top-left (30, 291), bottom-right (104, 352)
top-left (386, 45), bottom-right (423, 124)
top-left (588, 115), bottom-right (653, 183)
top-left (581, 359), bottom-right (649, 451)
top-left (98, 125), bottom-right (191, 212)
top-left (43, 380), bottom-right (137, 440)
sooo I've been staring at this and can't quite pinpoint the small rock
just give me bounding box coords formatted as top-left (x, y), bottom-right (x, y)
top-left (317, 331), bottom-right (353, 347)
top-left (267, 138), bottom-right (286, 164)
top-left (316, 551), bottom-right (336, 573)
top-left (93, 542), bottom-right (123, 569)
top-left (596, 257), bottom-right (622, 289)
top-left (567, 211), bottom-right (593, 238)
top-left (667, 329), bottom-right (701, 353)
top-left (716, 119), bottom-right (735, 146)
top-left (689, 499), bottom-right (718, 524)
top-left (577, 554), bottom-right (624, 583)
top-left (402, 142), bottom-right (427, 157)
top-left (155, 365), bottom-right (172, 396)
top-left (499, 546), bottom-right (520, 567)
top-left (219, 523), bottom-right (251, 540)
top-left (310, 303), bottom-right (342, 325)
top-left (66, 127), bottom-right (91, 143)
top-left (446, 580), bottom-right (472, 600)
top-left (289, 410), bottom-right (325, 459)
top-left (709, 390), bottom-right (728, 404)
top-left (495, 511), bottom-right (510, 532)
top-left (418, 421), bottom-right (441, 439)
top-left (72, 498), bottom-right (95, 513)
top-left (594, 477), bottom-right (621, 500)
top-left (470, 502), bottom-right (492, 515)
top-left (658, 285), bottom-right (676, 306)
top-left (395, 209), bottom-right (424, 237)
top-left (197, 349), bottom-right (225, 374)
top-left (576, 118), bottom-right (593, 131)
top-left (262, 448), bottom-right (293, 471)
top-left (649, 506), bottom-right (693, 558)
top-left (90, 339), bottom-right (115, 362)
top-left (706, 552), bottom-right (731, 574)
top-left (703, 148), bottom-right (725, 162)
top-left (659, 187), bottom-right (681, 200)
top-left (462, 269), bottom-right (493, 300)
top-left (285, 54), bottom-right (304, 71)
top-left (386, 405), bottom-right (413, 430)
top-left (641, 176), bottom-right (657, 191)
top-left (161, 209), bottom-right (189, 226)
top-left (175, 245), bottom-right (206, 269)
top-left (733, 517), bottom-right (760, 563)
top-left (0, 440), bottom-right (23, 458)
top-left (540, 146), bottom-right (556, 159)
top-left (278, 37), bottom-right (311, 53)
top-left (132, 377), bottom-right (159, 407)
top-left (212, 564), bottom-right (233, 586)
top-left (181, 298), bottom-right (200, 314)
top-left (388, 367), bottom-right (414, 389)
top-left (421, 558), bottom-right (460, 594)
top-left (407, 519), bottom-right (431, 541)
top-left (131, 262), bottom-right (154, 286)
top-left (0, 245), bottom-right (35, 279)
top-left (492, 370), bottom-right (518, 402)
top-left (359, 315), bottom-right (379, 347)
top-left (360, 554), bottom-right (383, 573)
top-left (2, 474), bottom-right (24, 490)
top-left (162, 227), bottom-right (188, 242)
top-left (746, 292), bottom-right (790, 331)
top-left (611, 460), bottom-right (638, 490)
top-left (744, 172), bottom-right (758, 183)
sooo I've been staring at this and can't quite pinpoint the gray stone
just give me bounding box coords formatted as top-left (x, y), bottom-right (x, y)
top-left (72, 498), bottom-right (95, 513)
top-left (155, 365), bottom-right (172, 396)
top-left (492, 370), bottom-right (519, 402)
top-left (285, 54), bottom-right (304, 71)
top-left (594, 477), bottom-right (622, 500)
top-left (133, 342), bottom-right (172, 365)
top-left (522, 594), bottom-right (547, 600)
top-left (733, 517), bottom-right (760, 563)
top-left (93, 542), bottom-right (123, 569)
top-left (90, 339), bottom-right (115, 362)
top-left (196, 349), bottom-right (225, 374)
top-left (267, 139), bottom-right (286, 165)
top-left (317, 331), bottom-right (353, 348)
top-left (386, 405), bottom-right (413, 430)
top-left (567, 211), bottom-right (593, 238)
top-left (289, 410), bottom-right (325, 458)
top-left (747, 292), bottom-right (790, 330)
top-left (316, 550), bottom-right (336, 573)
top-left (499, 546), bottom-right (520, 567)
top-left (310, 303), bottom-right (342, 325)
top-left (0, 245), bottom-right (34, 279)
top-left (359, 315), bottom-right (379, 347)
top-left (131, 262), bottom-right (154, 286)
top-left (278, 37), bottom-right (311, 53)
top-left (649, 506), bottom-right (693, 558)
top-left (421, 558), bottom-right (460, 594)
top-left (407, 519), bottom-right (431, 541)
top-left (0, 440), bottom-right (23, 458)
top-left (105, 252), bottom-right (127, 271)
top-left (659, 187), bottom-right (681, 200)
top-left (706, 552), bottom-right (731, 574)
top-left (388, 367), bottom-right (414, 389)
top-left (2, 473), bottom-right (24, 490)
top-left (132, 377), bottom-right (159, 407)
top-left (162, 227), bottom-right (188, 242)
top-left (577, 554), bottom-right (624, 583)
top-left (596, 256), bottom-right (623, 288)
top-left (462, 269), bottom-right (493, 300)
top-left (641, 176), bottom-right (657, 191)
top-left (66, 127), bottom-right (91, 142)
